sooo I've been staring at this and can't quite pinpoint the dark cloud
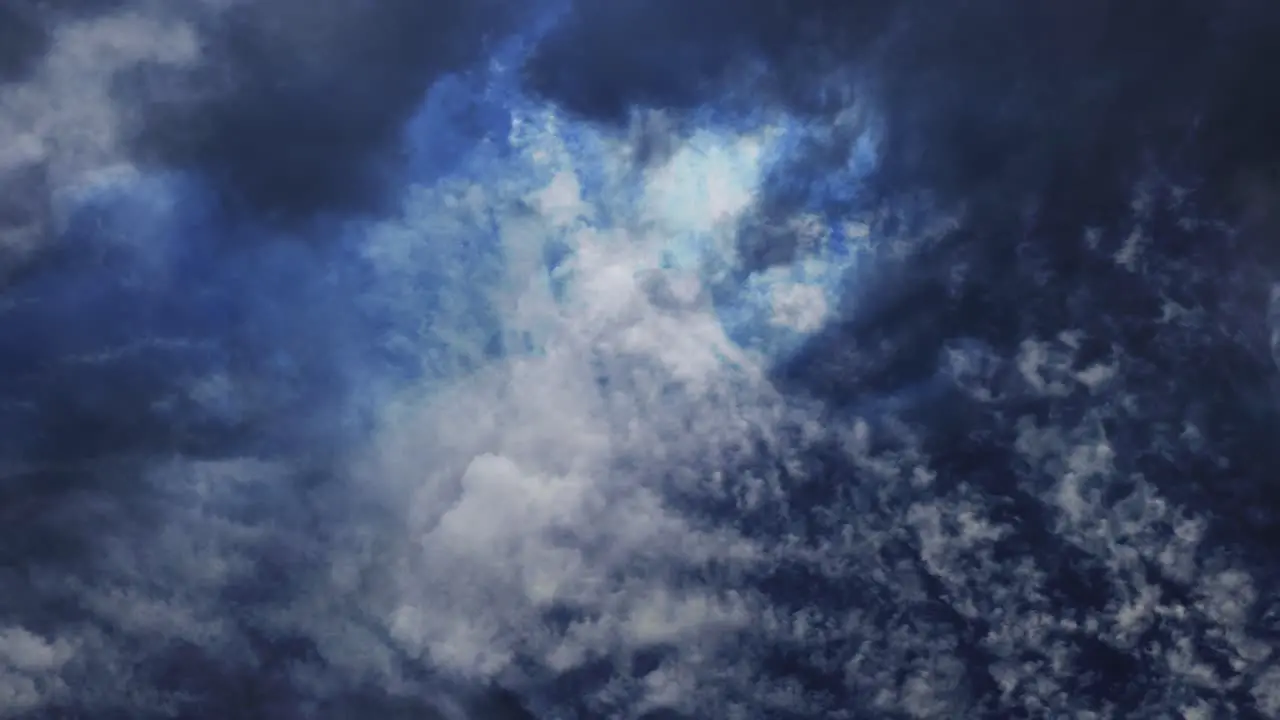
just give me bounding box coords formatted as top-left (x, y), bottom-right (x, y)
top-left (526, 2), bottom-right (1280, 714)
top-left (0, 0), bottom-right (537, 469)
top-left (526, 0), bottom-right (1280, 504)
top-left (0, 0), bottom-right (531, 546)
top-left (0, 156), bottom-right (52, 285)
top-left (522, 0), bottom-right (893, 122)
top-left (0, 0), bottom-right (47, 82)
top-left (525, 0), bottom-right (1280, 241)
top-left (0, 0), bottom-right (531, 241)
top-left (119, 0), bottom-right (531, 225)
top-left (0, 1), bottom-right (135, 80)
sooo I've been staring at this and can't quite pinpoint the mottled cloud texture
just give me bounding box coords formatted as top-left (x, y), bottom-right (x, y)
top-left (2, 0), bottom-right (1280, 718)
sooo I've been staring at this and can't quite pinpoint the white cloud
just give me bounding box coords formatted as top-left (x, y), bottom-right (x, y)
top-left (768, 281), bottom-right (828, 332)
top-left (325, 110), bottom-right (812, 712)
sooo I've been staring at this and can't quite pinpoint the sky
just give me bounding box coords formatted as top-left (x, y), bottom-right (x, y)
top-left (2, 1), bottom-right (1280, 718)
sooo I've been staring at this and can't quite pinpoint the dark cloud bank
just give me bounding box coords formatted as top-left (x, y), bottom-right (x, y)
top-left (3, 0), bottom-right (1280, 717)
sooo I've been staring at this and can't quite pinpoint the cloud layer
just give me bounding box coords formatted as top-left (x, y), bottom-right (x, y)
top-left (2, 1), bottom-right (1280, 718)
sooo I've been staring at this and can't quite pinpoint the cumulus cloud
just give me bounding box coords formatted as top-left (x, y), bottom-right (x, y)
top-left (345, 118), bottom-right (789, 709)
